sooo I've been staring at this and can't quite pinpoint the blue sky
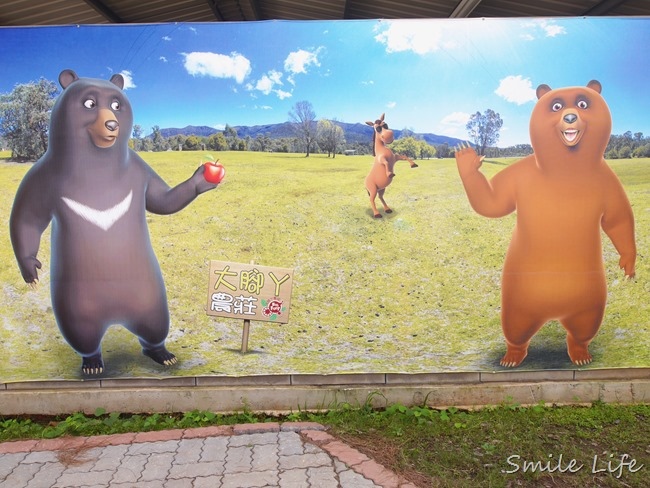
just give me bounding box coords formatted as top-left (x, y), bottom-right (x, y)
top-left (0, 16), bottom-right (648, 147)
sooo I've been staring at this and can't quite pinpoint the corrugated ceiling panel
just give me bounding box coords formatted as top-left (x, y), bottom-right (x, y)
top-left (257, 0), bottom-right (347, 20)
top-left (607, 0), bottom-right (650, 16)
top-left (471, 0), bottom-right (613, 18)
top-left (0, 0), bottom-right (107, 25)
top-left (0, 0), bottom-right (648, 26)
top-left (107, 0), bottom-right (217, 23)
top-left (345, 0), bottom-right (456, 19)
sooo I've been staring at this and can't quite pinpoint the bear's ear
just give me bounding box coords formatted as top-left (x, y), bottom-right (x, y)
top-left (59, 69), bottom-right (79, 89)
top-left (536, 84), bottom-right (552, 99)
top-left (586, 80), bottom-right (602, 94)
top-left (109, 74), bottom-right (125, 90)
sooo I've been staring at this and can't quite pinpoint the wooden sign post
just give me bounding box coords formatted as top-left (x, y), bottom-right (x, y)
top-left (206, 260), bottom-right (294, 353)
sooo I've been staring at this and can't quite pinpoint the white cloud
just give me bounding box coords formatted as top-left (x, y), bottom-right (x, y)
top-left (438, 111), bottom-right (471, 138)
top-left (119, 70), bottom-right (136, 90)
top-left (386, 101), bottom-right (396, 109)
top-left (374, 20), bottom-right (445, 55)
top-left (540, 20), bottom-right (566, 37)
top-left (249, 69), bottom-right (292, 99)
top-left (284, 48), bottom-right (321, 83)
top-left (183, 51), bottom-right (251, 84)
top-left (159, 56), bottom-right (168, 63)
top-left (276, 90), bottom-right (292, 100)
top-left (523, 20), bottom-right (567, 40)
top-left (255, 71), bottom-right (282, 95)
top-left (495, 75), bottom-right (537, 105)
top-left (162, 36), bottom-right (171, 41)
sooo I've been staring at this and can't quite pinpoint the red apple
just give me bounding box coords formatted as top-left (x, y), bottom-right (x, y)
top-left (203, 161), bottom-right (226, 184)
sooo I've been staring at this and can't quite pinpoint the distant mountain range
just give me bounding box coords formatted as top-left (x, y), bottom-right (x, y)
top-left (157, 121), bottom-right (463, 147)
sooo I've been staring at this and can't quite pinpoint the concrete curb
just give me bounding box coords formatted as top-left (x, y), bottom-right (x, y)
top-left (1, 368), bottom-right (648, 415)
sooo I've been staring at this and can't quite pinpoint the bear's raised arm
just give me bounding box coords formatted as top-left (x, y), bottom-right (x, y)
top-left (143, 160), bottom-right (217, 215)
top-left (455, 146), bottom-right (517, 218)
top-left (10, 169), bottom-right (52, 283)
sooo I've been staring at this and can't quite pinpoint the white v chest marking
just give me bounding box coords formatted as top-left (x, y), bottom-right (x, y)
top-left (61, 191), bottom-right (133, 231)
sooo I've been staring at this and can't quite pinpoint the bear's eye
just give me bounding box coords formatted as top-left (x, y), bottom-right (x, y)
top-left (577, 100), bottom-right (588, 109)
top-left (551, 102), bottom-right (563, 112)
top-left (111, 100), bottom-right (120, 111)
top-left (83, 99), bottom-right (96, 109)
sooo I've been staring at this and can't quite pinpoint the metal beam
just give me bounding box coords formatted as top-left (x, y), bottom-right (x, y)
top-left (82, 0), bottom-right (124, 23)
top-left (243, 0), bottom-right (261, 20)
top-left (342, 0), bottom-right (350, 19)
top-left (582, 0), bottom-right (628, 15)
top-left (449, 0), bottom-right (483, 18)
top-left (206, 0), bottom-right (225, 21)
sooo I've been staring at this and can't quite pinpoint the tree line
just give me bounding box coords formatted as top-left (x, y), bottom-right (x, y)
top-left (1, 78), bottom-right (648, 162)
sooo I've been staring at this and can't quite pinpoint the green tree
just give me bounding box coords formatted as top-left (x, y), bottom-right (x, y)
top-left (618, 145), bottom-right (632, 159)
top-left (151, 125), bottom-right (167, 151)
top-left (0, 78), bottom-right (58, 161)
top-left (317, 119), bottom-right (345, 158)
top-left (289, 100), bottom-right (317, 157)
top-left (168, 134), bottom-right (186, 151)
top-left (132, 124), bottom-right (143, 151)
top-left (253, 135), bottom-right (272, 152)
top-left (184, 135), bottom-right (201, 150)
top-left (224, 124), bottom-right (239, 150)
top-left (391, 136), bottom-right (419, 159)
top-left (466, 109), bottom-right (503, 155)
top-left (208, 132), bottom-right (228, 151)
top-left (416, 139), bottom-right (436, 159)
top-left (436, 143), bottom-right (451, 158)
top-left (634, 143), bottom-right (650, 157)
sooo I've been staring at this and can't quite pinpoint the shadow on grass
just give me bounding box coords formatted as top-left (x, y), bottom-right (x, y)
top-left (364, 207), bottom-right (401, 220)
top-left (481, 342), bottom-right (578, 371)
top-left (224, 347), bottom-right (270, 356)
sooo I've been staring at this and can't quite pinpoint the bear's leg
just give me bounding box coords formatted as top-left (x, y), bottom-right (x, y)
top-left (561, 307), bottom-right (605, 366)
top-left (127, 304), bottom-right (177, 367)
top-left (500, 309), bottom-right (545, 368)
top-left (52, 286), bottom-right (109, 375)
top-left (59, 325), bottom-right (107, 375)
top-left (141, 341), bottom-right (178, 366)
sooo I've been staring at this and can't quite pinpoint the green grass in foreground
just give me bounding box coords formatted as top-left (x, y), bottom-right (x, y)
top-left (1, 401), bottom-right (648, 487)
top-left (1, 151), bottom-right (649, 379)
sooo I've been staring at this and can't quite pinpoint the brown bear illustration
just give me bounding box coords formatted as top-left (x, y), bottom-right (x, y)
top-left (455, 80), bottom-right (636, 367)
top-left (10, 69), bottom-right (218, 375)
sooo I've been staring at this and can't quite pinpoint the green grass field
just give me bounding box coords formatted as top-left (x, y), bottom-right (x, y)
top-left (0, 150), bottom-right (648, 380)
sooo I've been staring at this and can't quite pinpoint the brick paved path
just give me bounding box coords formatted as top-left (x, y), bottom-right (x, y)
top-left (0, 422), bottom-right (417, 487)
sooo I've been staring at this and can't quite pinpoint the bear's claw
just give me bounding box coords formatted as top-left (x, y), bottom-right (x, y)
top-left (143, 346), bottom-right (177, 366)
top-left (82, 354), bottom-right (104, 375)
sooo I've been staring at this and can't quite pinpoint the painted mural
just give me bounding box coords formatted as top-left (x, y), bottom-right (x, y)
top-left (0, 17), bottom-right (648, 380)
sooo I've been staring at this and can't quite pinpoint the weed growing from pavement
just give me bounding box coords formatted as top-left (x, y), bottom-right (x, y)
top-left (1, 401), bottom-right (648, 487)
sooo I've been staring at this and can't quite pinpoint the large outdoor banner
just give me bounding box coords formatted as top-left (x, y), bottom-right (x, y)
top-left (0, 17), bottom-right (648, 380)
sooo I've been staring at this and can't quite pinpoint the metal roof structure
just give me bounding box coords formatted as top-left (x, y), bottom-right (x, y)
top-left (0, 0), bottom-right (648, 26)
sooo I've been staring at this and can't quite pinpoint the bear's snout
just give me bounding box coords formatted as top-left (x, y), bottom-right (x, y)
top-left (87, 108), bottom-right (120, 148)
top-left (563, 113), bottom-right (577, 124)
